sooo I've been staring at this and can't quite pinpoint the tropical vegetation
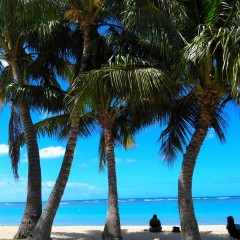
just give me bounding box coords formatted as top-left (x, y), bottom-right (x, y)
top-left (0, 0), bottom-right (240, 240)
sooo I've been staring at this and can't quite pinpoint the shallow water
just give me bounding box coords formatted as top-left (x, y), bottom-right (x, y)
top-left (0, 196), bottom-right (239, 226)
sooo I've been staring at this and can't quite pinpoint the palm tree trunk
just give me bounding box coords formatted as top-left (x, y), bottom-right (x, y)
top-left (178, 107), bottom-right (212, 240)
top-left (102, 126), bottom-right (122, 240)
top-left (25, 21), bottom-right (98, 240)
top-left (79, 23), bottom-right (99, 72)
top-left (10, 61), bottom-right (42, 239)
top-left (26, 122), bottom-right (79, 240)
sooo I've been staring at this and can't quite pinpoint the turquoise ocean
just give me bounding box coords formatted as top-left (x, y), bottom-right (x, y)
top-left (1, 196), bottom-right (240, 226)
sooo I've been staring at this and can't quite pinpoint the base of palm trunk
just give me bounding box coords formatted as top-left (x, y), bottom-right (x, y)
top-left (26, 217), bottom-right (52, 240)
top-left (102, 224), bottom-right (123, 240)
top-left (14, 217), bottom-right (39, 239)
top-left (102, 231), bottom-right (123, 240)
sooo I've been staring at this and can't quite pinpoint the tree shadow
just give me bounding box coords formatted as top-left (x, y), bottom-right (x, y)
top-left (51, 229), bottom-right (230, 240)
top-left (51, 229), bottom-right (102, 240)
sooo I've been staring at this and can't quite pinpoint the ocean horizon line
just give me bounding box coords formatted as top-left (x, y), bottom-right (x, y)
top-left (1, 195), bottom-right (240, 225)
top-left (1, 195), bottom-right (239, 204)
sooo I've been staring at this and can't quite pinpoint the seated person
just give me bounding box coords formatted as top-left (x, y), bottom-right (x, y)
top-left (227, 216), bottom-right (240, 231)
top-left (149, 214), bottom-right (162, 232)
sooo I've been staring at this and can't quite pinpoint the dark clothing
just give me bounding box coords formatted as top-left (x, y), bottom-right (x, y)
top-left (149, 218), bottom-right (161, 228)
top-left (149, 215), bottom-right (162, 232)
top-left (227, 216), bottom-right (240, 239)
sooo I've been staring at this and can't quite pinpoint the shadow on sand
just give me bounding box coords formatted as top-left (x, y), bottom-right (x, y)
top-left (50, 229), bottom-right (229, 240)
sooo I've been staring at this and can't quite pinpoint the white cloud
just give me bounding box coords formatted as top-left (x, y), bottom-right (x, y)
top-left (43, 181), bottom-right (55, 188)
top-left (39, 146), bottom-right (65, 159)
top-left (0, 144), bottom-right (9, 155)
top-left (115, 158), bottom-right (121, 164)
top-left (67, 182), bottom-right (97, 191)
top-left (41, 180), bottom-right (98, 200)
top-left (79, 163), bottom-right (87, 168)
top-left (42, 180), bottom-right (97, 191)
top-left (125, 158), bottom-right (136, 164)
top-left (207, 129), bottom-right (215, 139)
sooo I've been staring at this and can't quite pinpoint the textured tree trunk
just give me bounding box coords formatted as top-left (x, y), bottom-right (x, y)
top-left (25, 20), bottom-right (96, 240)
top-left (80, 24), bottom-right (98, 72)
top-left (10, 61), bottom-right (42, 239)
top-left (179, 89), bottom-right (218, 240)
top-left (26, 122), bottom-right (79, 240)
top-left (102, 125), bottom-right (122, 240)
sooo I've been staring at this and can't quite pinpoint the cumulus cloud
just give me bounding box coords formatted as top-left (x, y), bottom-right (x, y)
top-left (0, 144), bottom-right (9, 155)
top-left (39, 146), bottom-right (65, 159)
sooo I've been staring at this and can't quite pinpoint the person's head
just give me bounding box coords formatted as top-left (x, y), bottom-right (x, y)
top-left (153, 214), bottom-right (157, 219)
top-left (227, 216), bottom-right (235, 225)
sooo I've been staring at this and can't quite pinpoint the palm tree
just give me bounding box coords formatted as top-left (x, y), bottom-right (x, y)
top-left (0, 1), bottom-right (43, 237)
top-left (67, 73), bottom-right (135, 240)
top-left (64, 0), bottom-right (105, 72)
top-left (123, 1), bottom-right (240, 239)
top-left (25, 1), bottom-right (107, 239)
top-left (157, 1), bottom-right (240, 239)
top-left (67, 52), bottom-right (176, 239)
top-left (25, 111), bottom-right (97, 240)
top-left (0, 1), bottom-right (69, 237)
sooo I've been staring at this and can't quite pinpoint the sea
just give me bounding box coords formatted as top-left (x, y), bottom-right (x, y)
top-left (0, 196), bottom-right (240, 226)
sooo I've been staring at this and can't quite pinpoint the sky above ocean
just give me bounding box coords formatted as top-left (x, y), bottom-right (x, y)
top-left (0, 104), bottom-right (240, 202)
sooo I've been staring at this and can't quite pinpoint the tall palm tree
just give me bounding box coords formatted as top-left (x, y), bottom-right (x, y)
top-left (64, 0), bottom-right (105, 72)
top-left (25, 1), bottom-right (107, 239)
top-left (0, 1), bottom-right (45, 237)
top-left (157, 1), bottom-right (240, 239)
top-left (124, 1), bottom-right (240, 239)
top-left (69, 82), bottom-right (133, 240)
top-left (67, 53), bottom-right (176, 239)
top-left (0, 1), bottom-right (69, 237)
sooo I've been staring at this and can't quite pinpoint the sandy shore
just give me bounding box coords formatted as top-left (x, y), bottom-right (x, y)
top-left (0, 225), bottom-right (229, 240)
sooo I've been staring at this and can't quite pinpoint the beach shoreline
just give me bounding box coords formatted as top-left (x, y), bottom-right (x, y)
top-left (0, 225), bottom-right (229, 240)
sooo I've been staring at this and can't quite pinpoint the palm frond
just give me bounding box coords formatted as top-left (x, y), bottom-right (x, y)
top-left (159, 92), bottom-right (199, 164)
top-left (8, 104), bottom-right (22, 179)
top-left (211, 92), bottom-right (233, 143)
top-left (123, 0), bottom-right (183, 56)
top-left (68, 55), bottom-right (175, 110)
top-left (98, 132), bottom-right (107, 172)
top-left (6, 83), bottom-right (66, 114)
top-left (33, 113), bottom-right (98, 141)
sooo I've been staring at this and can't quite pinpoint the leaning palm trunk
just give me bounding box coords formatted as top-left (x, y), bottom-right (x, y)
top-left (102, 126), bottom-right (122, 240)
top-left (179, 97), bottom-right (218, 240)
top-left (26, 122), bottom-right (79, 240)
top-left (26, 20), bottom-right (96, 240)
top-left (10, 61), bottom-right (42, 239)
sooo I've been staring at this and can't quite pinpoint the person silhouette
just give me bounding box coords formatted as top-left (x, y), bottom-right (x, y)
top-left (149, 214), bottom-right (162, 232)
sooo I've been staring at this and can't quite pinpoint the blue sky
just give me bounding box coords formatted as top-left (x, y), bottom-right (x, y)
top-left (0, 104), bottom-right (240, 202)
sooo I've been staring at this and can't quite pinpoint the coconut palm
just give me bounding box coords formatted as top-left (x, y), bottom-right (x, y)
top-left (0, 0), bottom-right (48, 237)
top-left (64, 0), bottom-right (105, 72)
top-left (0, 1), bottom-right (71, 237)
top-left (69, 80), bottom-right (133, 240)
top-left (24, 1), bottom-right (108, 239)
top-left (66, 51), bottom-right (177, 239)
top-left (156, 1), bottom-right (240, 239)
top-left (123, 1), bottom-right (240, 239)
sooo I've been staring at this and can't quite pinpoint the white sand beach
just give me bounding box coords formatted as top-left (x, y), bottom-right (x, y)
top-left (0, 225), bottom-right (229, 240)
